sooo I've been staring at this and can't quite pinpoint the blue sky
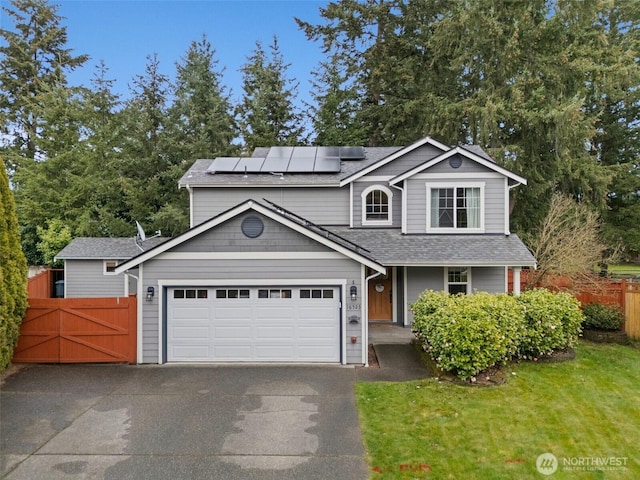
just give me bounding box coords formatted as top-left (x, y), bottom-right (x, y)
top-left (2, 0), bottom-right (328, 105)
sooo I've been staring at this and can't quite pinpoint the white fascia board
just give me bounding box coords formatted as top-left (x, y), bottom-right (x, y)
top-left (339, 136), bottom-right (450, 187)
top-left (183, 182), bottom-right (341, 188)
top-left (156, 252), bottom-right (346, 260)
top-left (387, 260), bottom-right (537, 267)
top-left (158, 278), bottom-right (347, 287)
top-left (389, 147), bottom-right (527, 186)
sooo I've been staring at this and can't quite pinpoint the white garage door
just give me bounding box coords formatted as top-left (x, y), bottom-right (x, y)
top-left (167, 286), bottom-right (341, 362)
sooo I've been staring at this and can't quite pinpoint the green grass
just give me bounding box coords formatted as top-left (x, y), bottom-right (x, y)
top-left (597, 263), bottom-right (640, 276)
top-left (356, 341), bottom-right (640, 479)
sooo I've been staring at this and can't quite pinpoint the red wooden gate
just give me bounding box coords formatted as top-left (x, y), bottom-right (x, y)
top-left (13, 296), bottom-right (137, 364)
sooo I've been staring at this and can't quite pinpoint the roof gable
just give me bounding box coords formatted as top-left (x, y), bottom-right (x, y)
top-left (114, 200), bottom-right (386, 274)
top-left (339, 136), bottom-right (451, 186)
top-left (389, 146), bottom-right (527, 186)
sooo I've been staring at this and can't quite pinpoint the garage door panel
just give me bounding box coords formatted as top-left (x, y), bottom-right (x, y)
top-left (170, 345), bottom-right (210, 359)
top-left (171, 307), bottom-right (210, 320)
top-left (171, 326), bottom-right (210, 339)
top-left (214, 306), bottom-right (253, 319)
top-left (298, 326), bottom-right (337, 339)
top-left (255, 326), bottom-right (295, 339)
top-left (167, 287), bottom-right (341, 363)
top-left (255, 345), bottom-right (296, 359)
top-left (213, 325), bottom-right (253, 338)
top-left (214, 345), bottom-right (253, 359)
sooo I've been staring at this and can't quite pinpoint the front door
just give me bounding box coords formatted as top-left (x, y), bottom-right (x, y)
top-left (368, 277), bottom-right (392, 321)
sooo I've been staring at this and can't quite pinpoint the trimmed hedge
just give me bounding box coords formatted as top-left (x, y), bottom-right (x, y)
top-left (411, 288), bottom-right (584, 380)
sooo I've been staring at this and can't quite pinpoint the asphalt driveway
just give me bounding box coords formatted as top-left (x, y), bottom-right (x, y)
top-left (0, 364), bottom-right (368, 480)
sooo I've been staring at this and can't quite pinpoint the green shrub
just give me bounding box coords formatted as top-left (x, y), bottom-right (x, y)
top-left (411, 289), bottom-right (454, 344)
top-left (411, 291), bottom-right (524, 380)
top-left (411, 288), bottom-right (585, 379)
top-left (0, 159), bottom-right (29, 372)
top-left (582, 302), bottom-right (625, 331)
top-left (516, 289), bottom-right (583, 358)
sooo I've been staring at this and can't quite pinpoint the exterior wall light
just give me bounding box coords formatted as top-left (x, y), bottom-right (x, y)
top-left (350, 284), bottom-right (357, 301)
top-left (146, 286), bottom-right (155, 302)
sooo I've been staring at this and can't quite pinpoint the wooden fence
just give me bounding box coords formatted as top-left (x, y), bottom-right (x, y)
top-left (509, 269), bottom-right (640, 340)
top-left (28, 268), bottom-right (64, 298)
top-left (13, 296), bottom-right (137, 364)
top-left (624, 282), bottom-right (640, 339)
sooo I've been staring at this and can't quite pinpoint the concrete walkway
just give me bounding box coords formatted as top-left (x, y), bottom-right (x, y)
top-left (357, 324), bottom-right (431, 382)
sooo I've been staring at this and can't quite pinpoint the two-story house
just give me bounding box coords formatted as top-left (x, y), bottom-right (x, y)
top-left (56, 136), bottom-right (536, 365)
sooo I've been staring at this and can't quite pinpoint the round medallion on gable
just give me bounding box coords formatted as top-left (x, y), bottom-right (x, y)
top-left (241, 216), bottom-right (264, 238)
top-left (449, 157), bottom-right (463, 169)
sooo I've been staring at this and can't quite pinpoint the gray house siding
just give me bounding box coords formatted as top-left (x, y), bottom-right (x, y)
top-left (368, 144), bottom-right (444, 176)
top-left (171, 214), bottom-right (330, 253)
top-left (471, 267), bottom-right (506, 293)
top-left (426, 154), bottom-right (496, 175)
top-left (404, 176), bottom-right (506, 234)
top-left (406, 267), bottom-right (443, 324)
top-left (352, 181), bottom-right (402, 228)
top-left (141, 258), bottom-right (363, 364)
top-left (191, 187), bottom-right (349, 226)
top-left (64, 260), bottom-right (133, 298)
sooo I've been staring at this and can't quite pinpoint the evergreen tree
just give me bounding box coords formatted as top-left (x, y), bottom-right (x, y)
top-left (120, 54), bottom-right (188, 236)
top-left (169, 35), bottom-right (239, 159)
top-left (0, 157), bottom-right (28, 372)
top-left (237, 37), bottom-right (305, 152)
top-left (0, 0), bottom-right (88, 175)
top-left (307, 53), bottom-right (367, 145)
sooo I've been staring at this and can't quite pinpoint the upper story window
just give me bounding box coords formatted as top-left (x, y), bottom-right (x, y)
top-left (362, 185), bottom-right (393, 226)
top-left (427, 183), bottom-right (484, 232)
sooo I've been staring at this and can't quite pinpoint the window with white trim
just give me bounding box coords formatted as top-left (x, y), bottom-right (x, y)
top-left (427, 183), bottom-right (484, 232)
top-left (446, 267), bottom-right (469, 295)
top-left (104, 260), bottom-right (119, 275)
top-left (361, 185), bottom-right (393, 225)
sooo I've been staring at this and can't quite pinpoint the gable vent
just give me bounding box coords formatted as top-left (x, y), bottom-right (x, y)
top-left (241, 216), bottom-right (264, 238)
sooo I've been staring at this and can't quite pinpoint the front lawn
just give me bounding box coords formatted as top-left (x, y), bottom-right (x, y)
top-left (356, 341), bottom-right (640, 479)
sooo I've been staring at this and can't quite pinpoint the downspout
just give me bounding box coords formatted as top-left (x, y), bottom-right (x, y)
top-left (390, 182), bottom-right (406, 234)
top-left (506, 182), bottom-right (521, 236)
top-left (363, 269), bottom-right (386, 367)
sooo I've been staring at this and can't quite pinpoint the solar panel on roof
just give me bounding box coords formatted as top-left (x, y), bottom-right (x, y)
top-left (207, 157), bottom-right (241, 173)
top-left (288, 155), bottom-right (315, 172)
top-left (339, 146), bottom-right (365, 160)
top-left (235, 157), bottom-right (265, 173)
top-left (317, 146), bottom-right (340, 158)
top-left (314, 156), bottom-right (341, 172)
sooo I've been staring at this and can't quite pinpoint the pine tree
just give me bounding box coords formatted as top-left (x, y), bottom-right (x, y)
top-left (169, 35), bottom-right (239, 159)
top-left (0, 0), bottom-right (88, 175)
top-left (237, 37), bottom-right (305, 152)
top-left (0, 157), bottom-right (28, 372)
top-left (307, 53), bottom-right (367, 146)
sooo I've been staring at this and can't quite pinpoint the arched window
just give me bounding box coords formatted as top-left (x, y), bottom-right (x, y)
top-left (362, 185), bottom-right (393, 225)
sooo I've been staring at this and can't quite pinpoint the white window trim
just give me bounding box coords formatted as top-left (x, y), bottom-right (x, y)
top-left (361, 184), bottom-right (393, 226)
top-left (426, 182), bottom-right (485, 233)
top-left (445, 267), bottom-right (471, 294)
top-left (103, 260), bottom-right (119, 275)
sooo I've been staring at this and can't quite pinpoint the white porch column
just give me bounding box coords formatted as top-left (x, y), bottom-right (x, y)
top-left (512, 267), bottom-right (522, 296)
